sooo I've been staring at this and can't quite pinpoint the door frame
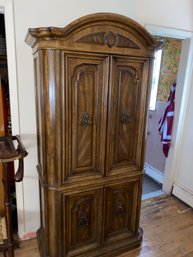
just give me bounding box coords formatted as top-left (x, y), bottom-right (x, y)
top-left (145, 24), bottom-right (193, 194)
top-left (0, 0), bottom-right (25, 238)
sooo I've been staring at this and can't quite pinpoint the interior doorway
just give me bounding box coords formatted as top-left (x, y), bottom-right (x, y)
top-left (142, 36), bottom-right (182, 200)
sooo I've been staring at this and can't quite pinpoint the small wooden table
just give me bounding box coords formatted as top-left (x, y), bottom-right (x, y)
top-left (0, 136), bottom-right (28, 257)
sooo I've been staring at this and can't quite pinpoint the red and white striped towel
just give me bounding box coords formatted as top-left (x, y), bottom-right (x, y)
top-left (158, 80), bottom-right (176, 157)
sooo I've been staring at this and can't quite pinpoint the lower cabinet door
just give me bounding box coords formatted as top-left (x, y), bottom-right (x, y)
top-left (103, 179), bottom-right (141, 244)
top-left (63, 188), bottom-right (103, 256)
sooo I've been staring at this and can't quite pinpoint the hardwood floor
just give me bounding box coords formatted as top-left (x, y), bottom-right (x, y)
top-left (121, 195), bottom-right (193, 257)
top-left (1, 195), bottom-right (193, 257)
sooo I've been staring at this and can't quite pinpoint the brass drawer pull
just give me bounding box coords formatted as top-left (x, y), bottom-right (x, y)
top-left (120, 111), bottom-right (133, 124)
top-left (78, 211), bottom-right (89, 228)
top-left (114, 202), bottom-right (126, 216)
top-left (80, 112), bottom-right (93, 127)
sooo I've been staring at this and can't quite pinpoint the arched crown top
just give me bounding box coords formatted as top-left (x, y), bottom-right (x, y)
top-left (25, 13), bottom-right (161, 55)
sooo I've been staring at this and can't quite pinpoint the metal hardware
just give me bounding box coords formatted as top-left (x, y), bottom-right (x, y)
top-left (120, 111), bottom-right (133, 124)
top-left (78, 211), bottom-right (89, 228)
top-left (80, 112), bottom-right (93, 127)
top-left (114, 202), bottom-right (126, 216)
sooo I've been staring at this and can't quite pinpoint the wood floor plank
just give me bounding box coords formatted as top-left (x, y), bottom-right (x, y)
top-left (1, 195), bottom-right (193, 257)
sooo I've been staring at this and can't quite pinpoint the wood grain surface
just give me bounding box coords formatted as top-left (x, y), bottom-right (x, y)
top-left (8, 196), bottom-right (193, 257)
top-left (25, 13), bottom-right (160, 257)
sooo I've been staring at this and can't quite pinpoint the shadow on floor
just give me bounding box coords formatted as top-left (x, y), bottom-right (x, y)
top-left (142, 174), bottom-right (164, 200)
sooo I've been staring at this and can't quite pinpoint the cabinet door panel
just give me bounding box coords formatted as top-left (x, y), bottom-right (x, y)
top-left (103, 180), bottom-right (140, 243)
top-left (63, 53), bottom-right (109, 181)
top-left (106, 56), bottom-right (149, 175)
top-left (64, 188), bottom-right (103, 255)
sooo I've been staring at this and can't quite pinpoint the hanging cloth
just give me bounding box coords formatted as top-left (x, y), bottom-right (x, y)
top-left (158, 80), bottom-right (176, 157)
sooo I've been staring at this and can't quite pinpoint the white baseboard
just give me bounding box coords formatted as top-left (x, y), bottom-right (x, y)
top-left (144, 163), bottom-right (164, 184)
top-left (172, 184), bottom-right (193, 208)
top-left (142, 190), bottom-right (165, 200)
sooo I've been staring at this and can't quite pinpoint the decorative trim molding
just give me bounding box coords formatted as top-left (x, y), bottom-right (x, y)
top-left (25, 13), bottom-right (161, 51)
top-left (145, 24), bottom-right (193, 40)
top-left (77, 31), bottom-right (140, 49)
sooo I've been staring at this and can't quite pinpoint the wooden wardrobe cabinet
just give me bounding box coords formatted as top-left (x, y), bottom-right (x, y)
top-left (26, 13), bottom-right (160, 257)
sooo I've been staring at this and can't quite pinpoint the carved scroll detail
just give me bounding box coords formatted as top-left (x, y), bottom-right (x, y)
top-left (104, 31), bottom-right (116, 48)
top-left (77, 31), bottom-right (139, 49)
top-left (116, 34), bottom-right (139, 49)
top-left (77, 32), bottom-right (106, 45)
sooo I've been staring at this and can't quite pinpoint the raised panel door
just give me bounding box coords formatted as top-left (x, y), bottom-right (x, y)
top-left (26, 12), bottom-right (160, 257)
top-left (63, 53), bottom-right (109, 181)
top-left (106, 56), bottom-right (149, 175)
top-left (63, 188), bottom-right (103, 256)
top-left (103, 179), bottom-right (141, 244)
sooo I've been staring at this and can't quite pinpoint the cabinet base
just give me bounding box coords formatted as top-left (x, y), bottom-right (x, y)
top-left (37, 227), bottom-right (47, 257)
top-left (37, 227), bottom-right (143, 257)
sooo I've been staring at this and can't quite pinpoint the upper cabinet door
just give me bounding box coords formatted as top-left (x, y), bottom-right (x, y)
top-left (106, 56), bottom-right (149, 175)
top-left (63, 53), bottom-right (109, 182)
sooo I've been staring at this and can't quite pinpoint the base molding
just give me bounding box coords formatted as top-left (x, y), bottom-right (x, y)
top-left (172, 183), bottom-right (193, 208)
top-left (37, 227), bottom-right (143, 257)
top-left (144, 163), bottom-right (164, 184)
top-left (37, 227), bottom-right (47, 257)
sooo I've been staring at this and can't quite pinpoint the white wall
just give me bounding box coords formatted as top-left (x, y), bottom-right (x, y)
top-left (136, 0), bottom-right (193, 31)
top-left (6, 0), bottom-right (193, 237)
